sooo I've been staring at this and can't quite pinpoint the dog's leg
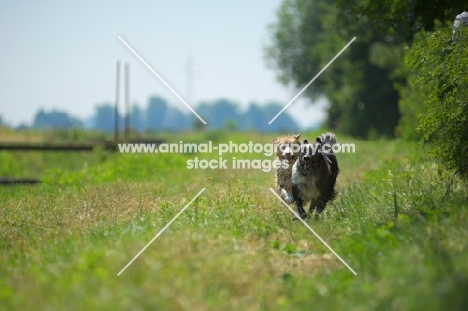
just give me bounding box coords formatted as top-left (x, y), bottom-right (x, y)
top-left (280, 187), bottom-right (294, 203)
top-left (292, 184), bottom-right (307, 219)
top-left (315, 199), bottom-right (326, 214)
top-left (308, 200), bottom-right (317, 214)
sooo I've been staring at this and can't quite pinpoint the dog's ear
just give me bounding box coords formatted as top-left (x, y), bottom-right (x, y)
top-left (316, 137), bottom-right (322, 144)
top-left (273, 138), bottom-right (278, 144)
top-left (302, 139), bottom-right (308, 144)
top-left (294, 133), bottom-right (301, 140)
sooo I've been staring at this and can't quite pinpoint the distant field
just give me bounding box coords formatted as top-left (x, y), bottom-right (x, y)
top-left (1, 129), bottom-right (467, 310)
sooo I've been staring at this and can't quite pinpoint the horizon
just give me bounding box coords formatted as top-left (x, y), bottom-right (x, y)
top-left (11, 95), bottom-right (323, 129)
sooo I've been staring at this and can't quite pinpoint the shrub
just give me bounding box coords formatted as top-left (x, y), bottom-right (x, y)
top-left (406, 24), bottom-right (468, 176)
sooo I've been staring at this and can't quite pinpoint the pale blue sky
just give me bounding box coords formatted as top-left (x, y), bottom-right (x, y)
top-left (0, 0), bottom-right (327, 128)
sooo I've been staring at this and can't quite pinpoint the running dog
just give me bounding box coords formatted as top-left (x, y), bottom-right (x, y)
top-left (292, 132), bottom-right (339, 218)
top-left (273, 133), bottom-right (301, 203)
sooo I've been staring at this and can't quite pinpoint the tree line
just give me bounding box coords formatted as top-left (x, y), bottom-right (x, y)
top-left (21, 97), bottom-right (302, 133)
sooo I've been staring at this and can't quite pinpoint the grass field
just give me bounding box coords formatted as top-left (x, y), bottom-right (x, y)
top-left (1, 129), bottom-right (468, 310)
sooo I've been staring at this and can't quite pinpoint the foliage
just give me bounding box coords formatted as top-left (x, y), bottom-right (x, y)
top-left (395, 72), bottom-right (425, 140)
top-left (406, 25), bottom-right (468, 176)
top-left (25, 97), bottom-right (300, 133)
top-left (336, 0), bottom-right (467, 41)
top-left (330, 0), bottom-right (466, 141)
top-left (195, 100), bottom-right (300, 132)
top-left (93, 104), bottom-right (118, 132)
top-left (33, 109), bottom-right (83, 129)
top-left (266, 0), bottom-right (405, 138)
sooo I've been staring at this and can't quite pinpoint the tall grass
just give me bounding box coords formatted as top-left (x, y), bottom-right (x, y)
top-left (1, 131), bottom-right (467, 310)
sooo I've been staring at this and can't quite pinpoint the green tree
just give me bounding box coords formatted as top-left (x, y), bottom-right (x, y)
top-left (145, 96), bottom-right (168, 130)
top-left (93, 104), bottom-right (120, 132)
top-left (395, 73), bottom-right (424, 140)
top-left (337, 1), bottom-right (467, 142)
top-left (130, 104), bottom-right (144, 132)
top-left (337, 0), bottom-right (467, 41)
top-left (197, 99), bottom-right (241, 130)
top-left (407, 25), bottom-right (468, 176)
top-left (33, 109), bottom-right (84, 129)
top-left (266, 0), bottom-right (405, 138)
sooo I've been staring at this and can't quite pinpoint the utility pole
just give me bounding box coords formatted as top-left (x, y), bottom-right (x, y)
top-left (114, 61), bottom-right (121, 143)
top-left (125, 63), bottom-right (130, 141)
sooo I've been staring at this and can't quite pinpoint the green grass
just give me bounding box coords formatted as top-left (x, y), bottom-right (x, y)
top-left (1, 130), bottom-right (468, 310)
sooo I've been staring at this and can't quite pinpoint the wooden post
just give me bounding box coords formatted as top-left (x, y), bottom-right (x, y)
top-left (125, 63), bottom-right (130, 141)
top-left (114, 61), bottom-right (121, 143)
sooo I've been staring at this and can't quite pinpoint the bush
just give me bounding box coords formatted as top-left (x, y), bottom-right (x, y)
top-left (396, 73), bottom-right (425, 141)
top-left (406, 24), bottom-right (468, 176)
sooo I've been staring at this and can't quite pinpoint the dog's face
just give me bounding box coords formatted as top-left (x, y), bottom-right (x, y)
top-left (273, 133), bottom-right (301, 165)
top-left (298, 138), bottom-right (322, 170)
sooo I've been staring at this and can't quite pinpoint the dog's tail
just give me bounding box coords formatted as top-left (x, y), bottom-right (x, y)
top-left (319, 132), bottom-right (337, 153)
